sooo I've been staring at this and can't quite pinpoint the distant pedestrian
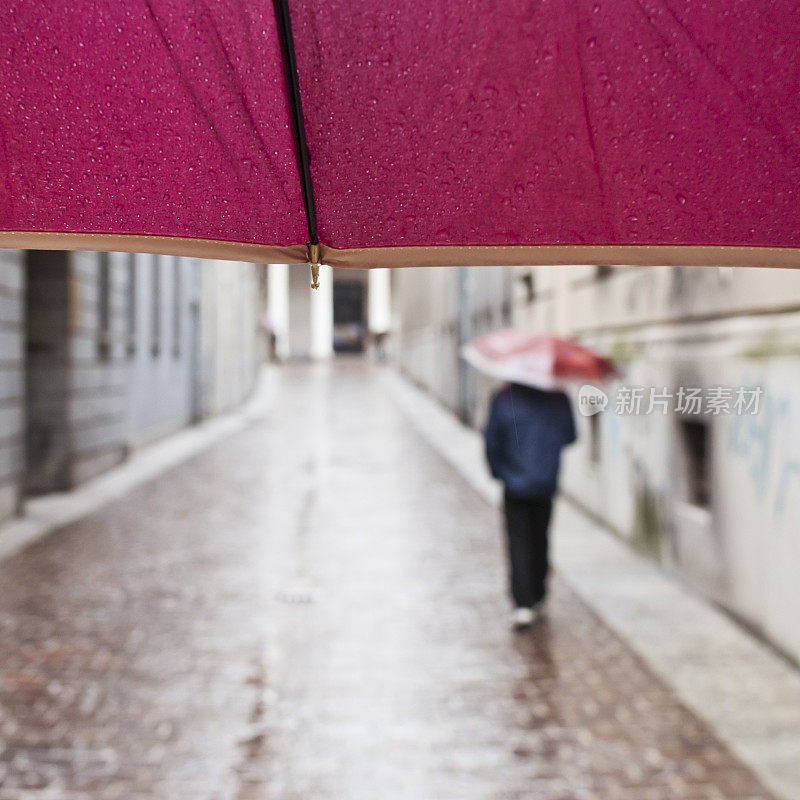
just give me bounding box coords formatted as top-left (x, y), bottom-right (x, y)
top-left (484, 383), bottom-right (576, 628)
top-left (372, 330), bottom-right (389, 362)
top-left (259, 312), bottom-right (279, 362)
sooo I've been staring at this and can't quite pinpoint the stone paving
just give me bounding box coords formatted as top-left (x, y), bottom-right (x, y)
top-left (0, 362), bottom-right (780, 799)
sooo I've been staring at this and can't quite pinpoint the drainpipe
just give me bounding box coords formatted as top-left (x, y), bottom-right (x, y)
top-left (456, 266), bottom-right (474, 424)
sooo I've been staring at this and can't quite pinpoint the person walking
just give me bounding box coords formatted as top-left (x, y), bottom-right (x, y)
top-left (484, 383), bottom-right (576, 628)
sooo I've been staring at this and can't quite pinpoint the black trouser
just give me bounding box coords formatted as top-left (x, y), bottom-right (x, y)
top-left (503, 491), bottom-right (554, 608)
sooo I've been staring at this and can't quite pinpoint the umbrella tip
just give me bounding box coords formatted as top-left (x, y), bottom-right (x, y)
top-left (308, 243), bottom-right (321, 289)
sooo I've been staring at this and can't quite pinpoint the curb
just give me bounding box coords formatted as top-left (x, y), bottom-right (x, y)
top-left (0, 367), bottom-right (277, 563)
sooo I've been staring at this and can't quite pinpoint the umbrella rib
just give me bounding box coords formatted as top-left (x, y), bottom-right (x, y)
top-left (272, 0), bottom-right (318, 250)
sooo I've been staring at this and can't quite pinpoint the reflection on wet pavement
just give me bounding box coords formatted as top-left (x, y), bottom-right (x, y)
top-left (0, 363), bottom-right (777, 799)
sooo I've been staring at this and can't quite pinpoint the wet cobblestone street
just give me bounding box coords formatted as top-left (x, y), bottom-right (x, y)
top-left (0, 364), bottom-right (779, 799)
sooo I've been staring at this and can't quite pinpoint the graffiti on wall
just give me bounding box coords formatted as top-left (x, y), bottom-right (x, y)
top-left (728, 388), bottom-right (800, 521)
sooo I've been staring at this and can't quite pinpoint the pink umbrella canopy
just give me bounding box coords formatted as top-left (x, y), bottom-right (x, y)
top-left (462, 330), bottom-right (617, 390)
top-left (1, 0), bottom-right (799, 269)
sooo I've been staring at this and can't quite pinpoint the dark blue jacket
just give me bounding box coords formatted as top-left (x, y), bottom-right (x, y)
top-left (484, 384), bottom-right (576, 499)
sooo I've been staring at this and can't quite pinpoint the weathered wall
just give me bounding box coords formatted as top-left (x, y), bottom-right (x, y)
top-left (542, 266), bottom-right (800, 664)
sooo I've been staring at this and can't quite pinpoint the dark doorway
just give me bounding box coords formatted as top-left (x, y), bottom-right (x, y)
top-left (24, 251), bottom-right (72, 493)
top-left (679, 419), bottom-right (711, 508)
top-left (333, 281), bottom-right (365, 353)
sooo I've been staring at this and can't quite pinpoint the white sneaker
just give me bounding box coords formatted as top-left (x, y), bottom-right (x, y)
top-left (511, 607), bottom-right (537, 629)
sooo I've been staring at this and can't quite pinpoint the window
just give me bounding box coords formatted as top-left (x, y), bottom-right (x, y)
top-left (172, 259), bottom-right (181, 356)
top-left (126, 253), bottom-right (136, 355)
top-left (151, 254), bottom-right (161, 356)
top-left (519, 272), bottom-right (535, 302)
top-left (97, 252), bottom-right (111, 359)
top-left (680, 419), bottom-right (710, 508)
top-left (596, 265), bottom-right (614, 279)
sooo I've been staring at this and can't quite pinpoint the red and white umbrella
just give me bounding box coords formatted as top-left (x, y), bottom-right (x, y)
top-left (462, 330), bottom-right (617, 391)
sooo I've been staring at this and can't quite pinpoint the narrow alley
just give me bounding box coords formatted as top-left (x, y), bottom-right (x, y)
top-left (0, 363), bottom-right (777, 800)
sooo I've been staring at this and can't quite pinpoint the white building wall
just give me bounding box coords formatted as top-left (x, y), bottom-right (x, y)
top-left (200, 260), bottom-right (263, 416)
top-left (269, 263), bottom-right (333, 361)
top-left (560, 311), bottom-right (800, 664)
top-left (310, 265), bottom-right (333, 359)
top-left (267, 263), bottom-right (290, 361)
top-left (526, 264), bottom-right (800, 663)
top-left (394, 265), bottom-right (512, 421)
top-left (0, 250), bottom-right (264, 537)
top-left (368, 269), bottom-right (392, 333)
top-left (126, 253), bottom-right (199, 447)
top-left (288, 264), bottom-right (312, 359)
